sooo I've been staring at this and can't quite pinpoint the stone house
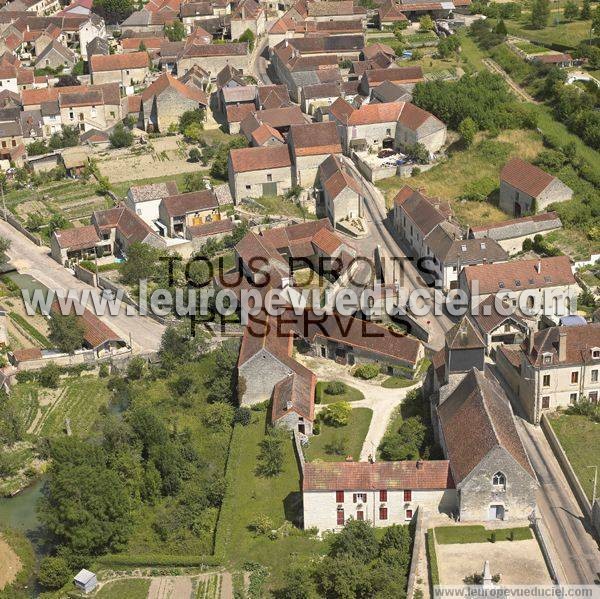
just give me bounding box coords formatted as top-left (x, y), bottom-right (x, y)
top-left (359, 66), bottom-right (424, 96)
top-left (329, 98), bottom-right (446, 156)
top-left (138, 72), bottom-right (207, 132)
top-left (499, 158), bottom-right (573, 217)
top-left (437, 368), bottom-right (537, 521)
top-left (305, 0), bottom-right (367, 23)
top-left (229, 0), bottom-right (266, 40)
top-left (89, 51), bottom-right (149, 87)
top-left (377, 0), bottom-right (409, 28)
top-left (176, 42), bottom-right (249, 79)
top-left (228, 144), bottom-right (293, 201)
top-left (239, 105), bottom-right (305, 140)
top-left (288, 121), bottom-right (342, 187)
top-left (158, 189), bottom-right (220, 237)
top-left (50, 224), bottom-right (105, 264)
top-left (497, 323), bottom-right (600, 424)
top-left (124, 180), bottom-right (179, 225)
top-left (458, 255), bottom-right (578, 323)
top-left (34, 39), bottom-right (76, 71)
top-left (303, 461), bottom-right (456, 531)
top-left (468, 211), bottom-right (563, 255)
top-left (317, 153), bottom-right (365, 227)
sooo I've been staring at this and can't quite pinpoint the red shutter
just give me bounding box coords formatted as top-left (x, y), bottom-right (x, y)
top-left (357, 510), bottom-right (364, 521)
top-left (406, 509), bottom-right (413, 519)
top-left (336, 490), bottom-right (344, 503)
top-left (353, 494), bottom-right (357, 503)
top-left (337, 509), bottom-right (344, 525)
top-left (379, 489), bottom-right (387, 502)
top-left (379, 507), bottom-right (388, 520)
top-left (404, 490), bottom-right (412, 502)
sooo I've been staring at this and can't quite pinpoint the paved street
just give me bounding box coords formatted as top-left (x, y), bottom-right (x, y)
top-left (489, 366), bottom-right (600, 584)
top-left (0, 219), bottom-right (165, 352)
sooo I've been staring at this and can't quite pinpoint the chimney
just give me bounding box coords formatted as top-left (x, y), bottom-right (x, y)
top-left (345, 455), bottom-right (354, 462)
top-left (558, 328), bottom-right (567, 363)
top-left (528, 330), bottom-right (535, 355)
top-left (368, 454), bottom-right (374, 464)
top-left (416, 459), bottom-right (423, 470)
top-left (535, 260), bottom-right (541, 274)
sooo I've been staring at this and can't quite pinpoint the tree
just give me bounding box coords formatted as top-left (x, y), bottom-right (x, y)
top-left (164, 19), bottom-right (185, 42)
top-left (37, 362), bottom-right (61, 389)
top-left (329, 519), bottom-right (379, 562)
top-left (126, 356), bottom-right (146, 380)
top-left (378, 416), bottom-right (427, 460)
top-left (437, 35), bottom-right (460, 58)
top-left (530, 0), bottom-right (550, 29)
top-left (494, 18), bottom-right (508, 35)
top-left (48, 213), bottom-right (70, 234)
top-left (0, 393), bottom-right (24, 446)
top-left (109, 122), bottom-right (134, 148)
top-left (238, 28), bottom-right (255, 50)
top-left (564, 0), bottom-right (579, 20)
top-left (92, 0), bottom-right (134, 24)
top-left (593, 6), bottom-right (600, 36)
top-left (56, 74), bottom-right (81, 87)
top-left (458, 116), bottom-right (477, 146)
top-left (321, 401), bottom-right (352, 427)
top-left (26, 212), bottom-right (45, 231)
top-left (183, 122), bottom-right (204, 142)
top-left (38, 556), bottom-right (72, 590)
top-left (405, 142), bottom-right (429, 164)
top-left (581, 0), bottom-right (591, 20)
top-left (27, 139), bottom-right (50, 156)
top-left (49, 313), bottom-right (85, 354)
top-left (189, 147), bottom-right (201, 162)
top-left (178, 109), bottom-right (205, 133)
top-left (419, 14), bottom-right (434, 31)
top-left (120, 242), bottom-right (161, 285)
top-left (256, 428), bottom-right (286, 477)
top-left (0, 236), bottom-right (10, 264)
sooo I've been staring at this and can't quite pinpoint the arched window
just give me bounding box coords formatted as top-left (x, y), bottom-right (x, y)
top-left (492, 472), bottom-right (506, 489)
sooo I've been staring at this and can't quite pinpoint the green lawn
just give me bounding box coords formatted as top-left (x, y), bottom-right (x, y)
top-left (214, 406), bottom-right (326, 584)
top-left (377, 130), bottom-right (542, 226)
top-left (110, 170), bottom-right (211, 199)
top-left (549, 413), bottom-right (600, 501)
top-left (381, 375), bottom-right (417, 388)
top-left (305, 408), bottom-right (372, 462)
top-left (315, 381), bottom-right (364, 404)
top-left (244, 195), bottom-right (316, 220)
top-left (95, 579), bottom-right (151, 599)
top-left (434, 525), bottom-right (533, 544)
top-left (36, 376), bottom-right (111, 437)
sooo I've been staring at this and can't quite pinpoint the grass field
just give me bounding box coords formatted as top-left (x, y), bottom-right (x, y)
top-left (381, 375), bottom-right (417, 388)
top-left (35, 376), bottom-right (111, 437)
top-left (215, 406), bottom-right (326, 584)
top-left (96, 579), bottom-right (151, 599)
top-left (549, 413), bottom-right (600, 501)
top-left (243, 195), bottom-right (315, 220)
top-left (315, 381), bottom-right (364, 404)
top-left (434, 525), bottom-right (533, 544)
top-left (377, 130), bottom-right (542, 226)
top-left (305, 407), bottom-right (372, 462)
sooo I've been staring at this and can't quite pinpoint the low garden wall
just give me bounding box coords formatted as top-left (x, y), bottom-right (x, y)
top-left (2, 211), bottom-right (44, 246)
top-left (74, 263), bottom-right (97, 286)
top-left (406, 507), bottom-right (424, 599)
top-left (531, 514), bottom-right (566, 585)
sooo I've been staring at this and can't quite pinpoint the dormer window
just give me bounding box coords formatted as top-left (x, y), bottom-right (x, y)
top-left (515, 280), bottom-right (521, 287)
top-left (498, 281), bottom-right (505, 289)
top-left (592, 348), bottom-right (600, 360)
top-left (480, 242), bottom-right (486, 250)
top-left (542, 352), bottom-right (552, 365)
top-left (461, 244), bottom-right (466, 252)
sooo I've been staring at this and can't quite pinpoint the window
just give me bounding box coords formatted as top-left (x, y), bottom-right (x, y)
top-left (480, 242), bottom-right (486, 250)
top-left (353, 493), bottom-right (367, 503)
top-left (571, 371), bottom-right (579, 384)
top-left (266, 174), bottom-right (272, 182)
top-left (593, 348), bottom-right (600, 360)
top-left (245, 185), bottom-right (251, 190)
top-left (543, 353), bottom-right (552, 365)
top-left (379, 489), bottom-right (387, 502)
top-left (543, 375), bottom-right (550, 387)
top-left (337, 508), bottom-right (344, 526)
top-left (385, 128), bottom-right (391, 136)
top-left (405, 509), bottom-right (413, 519)
top-left (335, 490), bottom-right (344, 503)
top-left (590, 391), bottom-right (599, 403)
top-left (570, 393), bottom-right (578, 404)
top-left (492, 472), bottom-right (506, 489)
top-left (504, 324), bottom-right (511, 332)
top-left (356, 510), bottom-right (364, 521)
top-left (379, 507), bottom-right (388, 520)
top-left (403, 490), bottom-right (412, 502)
top-left (542, 396), bottom-right (550, 409)
top-left (592, 369), bottom-right (598, 383)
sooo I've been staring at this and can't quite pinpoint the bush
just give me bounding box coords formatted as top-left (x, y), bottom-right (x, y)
top-left (248, 514), bottom-right (273, 535)
top-left (37, 362), bottom-right (61, 389)
top-left (109, 122), bottom-right (133, 148)
top-left (354, 364), bottom-right (379, 380)
top-left (325, 381), bottom-right (346, 396)
top-left (98, 363), bottom-right (110, 378)
top-left (321, 401), bottom-right (352, 427)
top-left (234, 406), bottom-right (251, 426)
top-left (38, 556), bottom-right (71, 590)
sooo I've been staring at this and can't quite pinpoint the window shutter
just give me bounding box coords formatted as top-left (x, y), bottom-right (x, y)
top-left (404, 490), bottom-right (412, 502)
top-left (336, 490), bottom-right (344, 503)
top-left (379, 507), bottom-right (388, 520)
top-left (379, 489), bottom-right (387, 502)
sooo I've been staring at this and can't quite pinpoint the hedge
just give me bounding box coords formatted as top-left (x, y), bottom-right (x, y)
top-left (9, 312), bottom-right (52, 348)
top-left (426, 530), bottom-right (439, 588)
top-left (95, 554), bottom-right (222, 568)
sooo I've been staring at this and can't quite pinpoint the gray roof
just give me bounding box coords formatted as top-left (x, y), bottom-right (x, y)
top-left (35, 40), bottom-right (76, 66)
top-left (74, 569), bottom-right (95, 584)
top-left (469, 211), bottom-right (563, 242)
top-left (86, 36), bottom-right (109, 56)
top-left (128, 181), bottom-right (179, 203)
top-left (371, 80), bottom-right (412, 103)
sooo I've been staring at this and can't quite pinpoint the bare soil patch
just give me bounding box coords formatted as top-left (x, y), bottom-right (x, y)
top-left (0, 535), bottom-right (22, 590)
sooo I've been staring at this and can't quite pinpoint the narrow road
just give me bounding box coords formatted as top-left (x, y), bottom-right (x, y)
top-left (0, 219), bottom-right (165, 352)
top-left (250, 35), bottom-right (271, 85)
top-left (489, 366), bottom-right (600, 584)
top-left (345, 160), bottom-right (454, 350)
top-left (482, 58), bottom-right (539, 104)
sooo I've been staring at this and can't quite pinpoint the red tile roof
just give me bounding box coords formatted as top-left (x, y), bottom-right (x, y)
top-left (90, 51), bottom-right (149, 72)
top-left (500, 158), bottom-right (556, 198)
top-left (289, 121), bottom-right (342, 157)
top-left (303, 460), bottom-right (454, 491)
top-left (53, 224), bottom-right (100, 250)
top-left (229, 145), bottom-right (292, 173)
top-left (161, 189), bottom-right (218, 217)
top-left (141, 72), bottom-right (207, 104)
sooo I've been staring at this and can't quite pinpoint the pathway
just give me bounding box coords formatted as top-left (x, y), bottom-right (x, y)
top-left (482, 58), bottom-right (539, 104)
top-left (296, 355), bottom-right (421, 461)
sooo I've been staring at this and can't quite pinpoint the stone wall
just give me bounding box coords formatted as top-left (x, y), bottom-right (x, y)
top-left (238, 349), bottom-right (291, 405)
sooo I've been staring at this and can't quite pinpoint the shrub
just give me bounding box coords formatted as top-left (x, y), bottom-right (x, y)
top-left (325, 381), bottom-right (346, 396)
top-left (234, 406), bottom-right (251, 426)
top-left (38, 556), bottom-right (71, 590)
top-left (248, 514), bottom-right (273, 535)
top-left (354, 364), bottom-right (379, 380)
top-left (324, 434), bottom-right (347, 456)
top-left (321, 401), bottom-right (352, 427)
top-left (98, 363), bottom-right (110, 378)
top-left (37, 362), bottom-right (60, 388)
